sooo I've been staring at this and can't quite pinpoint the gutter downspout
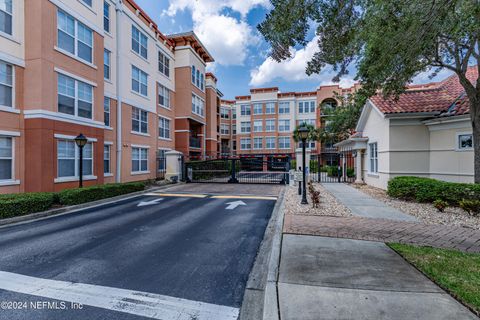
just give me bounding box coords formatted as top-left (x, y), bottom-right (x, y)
top-left (115, 0), bottom-right (123, 183)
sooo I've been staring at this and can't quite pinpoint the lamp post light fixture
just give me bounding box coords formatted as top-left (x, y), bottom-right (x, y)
top-left (74, 133), bottom-right (88, 188)
top-left (297, 126), bottom-right (309, 205)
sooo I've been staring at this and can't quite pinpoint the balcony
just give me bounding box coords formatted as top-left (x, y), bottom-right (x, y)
top-left (190, 136), bottom-right (201, 149)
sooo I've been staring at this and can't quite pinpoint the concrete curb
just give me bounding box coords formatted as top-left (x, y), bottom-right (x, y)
top-left (0, 182), bottom-right (182, 228)
top-left (239, 187), bottom-right (285, 320)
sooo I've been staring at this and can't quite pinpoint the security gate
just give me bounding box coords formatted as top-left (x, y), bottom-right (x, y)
top-left (308, 151), bottom-right (355, 183)
top-left (185, 157), bottom-right (290, 184)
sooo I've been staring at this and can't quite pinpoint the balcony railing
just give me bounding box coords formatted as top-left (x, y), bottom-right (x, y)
top-left (190, 136), bottom-right (201, 148)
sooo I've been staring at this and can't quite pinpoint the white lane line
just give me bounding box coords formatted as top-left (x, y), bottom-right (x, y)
top-left (0, 271), bottom-right (239, 320)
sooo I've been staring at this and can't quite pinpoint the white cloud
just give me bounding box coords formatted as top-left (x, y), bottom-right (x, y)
top-left (164, 0), bottom-right (269, 66)
top-left (412, 68), bottom-right (453, 84)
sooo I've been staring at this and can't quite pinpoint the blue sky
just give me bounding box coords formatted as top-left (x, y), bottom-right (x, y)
top-left (135, 0), bottom-right (451, 100)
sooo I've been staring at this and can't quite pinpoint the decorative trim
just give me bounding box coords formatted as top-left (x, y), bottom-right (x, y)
top-left (0, 130), bottom-right (21, 137)
top-left (54, 133), bottom-right (97, 142)
top-left (0, 179), bottom-right (20, 186)
top-left (24, 110), bottom-right (106, 129)
top-left (54, 67), bottom-right (98, 87)
top-left (131, 171), bottom-right (150, 176)
top-left (131, 144), bottom-right (150, 149)
top-left (104, 141), bottom-right (114, 145)
top-left (0, 52), bottom-right (25, 67)
top-left (54, 47), bottom-right (98, 70)
top-left (0, 106), bottom-right (20, 114)
top-left (130, 131), bottom-right (151, 137)
top-left (54, 175), bottom-right (97, 183)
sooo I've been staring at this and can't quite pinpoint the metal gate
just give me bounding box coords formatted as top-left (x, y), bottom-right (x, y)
top-left (185, 157), bottom-right (290, 184)
top-left (308, 151), bottom-right (355, 183)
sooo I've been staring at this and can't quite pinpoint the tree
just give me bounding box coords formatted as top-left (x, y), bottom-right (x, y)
top-left (293, 123), bottom-right (319, 143)
top-left (259, 0), bottom-right (480, 182)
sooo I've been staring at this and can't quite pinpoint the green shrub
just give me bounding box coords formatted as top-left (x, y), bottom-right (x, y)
top-left (58, 182), bottom-right (146, 206)
top-left (433, 199), bottom-right (449, 212)
top-left (459, 199), bottom-right (480, 216)
top-left (290, 160), bottom-right (296, 170)
top-left (0, 193), bottom-right (57, 219)
top-left (387, 176), bottom-right (480, 206)
top-left (309, 160), bottom-right (319, 173)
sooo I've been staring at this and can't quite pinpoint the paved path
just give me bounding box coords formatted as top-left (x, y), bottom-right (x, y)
top-left (322, 183), bottom-right (417, 221)
top-left (278, 235), bottom-right (478, 320)
top-left (284, 214), bottom-right (480, 253)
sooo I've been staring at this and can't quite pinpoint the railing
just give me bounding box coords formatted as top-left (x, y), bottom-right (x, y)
top-left (189, 136), bottom-right (201, 148)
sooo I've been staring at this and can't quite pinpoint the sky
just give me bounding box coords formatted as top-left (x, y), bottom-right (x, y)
top-left (135, 0), bottom-right (452, 100)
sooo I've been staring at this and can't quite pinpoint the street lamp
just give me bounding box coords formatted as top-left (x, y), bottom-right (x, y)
top-left (298, 126), bottom-right (309, 204)
top-left (74, 133), bottom-right (88, 188)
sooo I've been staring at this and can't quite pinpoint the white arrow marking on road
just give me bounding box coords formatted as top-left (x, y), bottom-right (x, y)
top-left (225, 200), bottom-right (246, 210)
top-left (137, 198), bottom-right (164, 207)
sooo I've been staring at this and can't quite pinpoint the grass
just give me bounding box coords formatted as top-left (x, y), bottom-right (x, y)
top-left (388, 243), bottom-right (480, 315)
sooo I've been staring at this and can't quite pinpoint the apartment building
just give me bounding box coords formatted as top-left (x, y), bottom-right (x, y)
top-left (219, 99), bottom-right (237, 156)
top-left (0, 0), bottom-right (220, 194)
top-left (234, 85), bottom-right (360, 159)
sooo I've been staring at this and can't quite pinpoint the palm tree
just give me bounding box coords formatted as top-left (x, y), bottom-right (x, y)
top-left (292, 123), bottom-right (319, 143)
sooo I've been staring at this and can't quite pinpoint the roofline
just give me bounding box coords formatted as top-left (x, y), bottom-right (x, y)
top-left (167, 31), bottom-right (214, 62)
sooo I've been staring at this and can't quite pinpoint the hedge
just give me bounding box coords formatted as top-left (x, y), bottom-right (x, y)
top-left (387, 176), bottom-right (480, 206)
top-left (0, 193), bottom-right (57, 219)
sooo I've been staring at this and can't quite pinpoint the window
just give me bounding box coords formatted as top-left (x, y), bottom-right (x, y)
top-left (103, 1), bottom-right (110, 33)
top-left (299, 101), bottom-right (316, 113)
top-left (200, 73), bottom-right (204, 91)
top-left (232, 124), bottom-right (237, 134)
top-left (80, 0), bottom-right (92, 7)
top-left (240, 138), bottom-right (251, 150)
top-left (158, 51), bottom-right (170, 77)
top-left (132, 107), bottom-right (148, 134)
top-left (253, 103), bottom-right (263, 115)
top-left (265, 103), bottom-right (275, 114)
top-left (240, 121), bottom-right (251, 133)
top-left (158, 84), bottom-right (170, 108)
top-left (299, 141), bottom-right (316, 149)
top-left (191, 94), bottom-right (204, 116)
top-left (220, 124), bottom-right (229, 135)
top-left (278, 119), bottom-right (290, 132)
top-left (299, 119), bottom-right (316, 127)
top-left (104, 97), bottom-right (110, 127)
top-left (58, 73), bottom-right (93, 119)
top-left (253, 120), bottom-right (263, 132)
top-left (266, 137), bottom-right (275, 149)
top-left (132, 147), bottom-right (148, 173)
top-left (232, 140), bottom-right (237, 150)
top-left (157, 149), bottom-right (167, 171)
top-left (0, 60), bottom-right (13, 108)
top-left (57, 139), bottom-right (93, 178)
top-left (278, 137), bottom-right (290, 149)
top-left (57, 10), bottom-right (93, 63)
top-left (0, 0), bottom-right (12, 35)
top-left (196, 69), bottom-right (200, 87)
top-left (458, 133), bottom-right (473, 150)
top-left (104, 145), bottom-right (111, 174)
top-left (132, 26), bottom-right (148, 59)
top-left (279, 102), bottom-right (290, 114)
top-left (132, 65), bottom-right (148, 96)
top-left (232, 109), bottom-right (237, 119)
top-left (369, 142), bottom-right (378, 173)
top-left (104, 49), bottom-right (110, 80)
top-left (0, 137), bottom-right (12, 180)
top-left (240, 105), bottom-right (251, 116)
top-left (253, 137), bottom-right (263, 150)
top-left (221, 108), bottom-right (229, 119)
top-left (191, 65), bottom-right (196, 83)
top-left (159, 117), bottom-right (170, 139)
top-left (265, 119), bottom-right (275, 132)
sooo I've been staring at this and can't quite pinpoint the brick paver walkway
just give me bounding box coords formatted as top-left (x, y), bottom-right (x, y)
top-left (284, 214), bottom-right (480, 253)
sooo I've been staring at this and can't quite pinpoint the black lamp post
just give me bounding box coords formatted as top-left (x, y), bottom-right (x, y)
top-left (74, 133), bottom-right (88, 188)
top-left (298, 126), bottom-right (309, 204)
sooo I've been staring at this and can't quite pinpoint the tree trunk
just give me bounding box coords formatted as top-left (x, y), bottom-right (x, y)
top-left (472, 98), bottom-right (480, 183)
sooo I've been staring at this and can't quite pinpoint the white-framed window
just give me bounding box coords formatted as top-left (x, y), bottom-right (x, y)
top-left (104, 49), bottom-right (110, 80)
top-left (191, 94), bottom-right (204, 117)
top-left (299, 101), bottom-right (316, 113)
top-left (278, 137), bottom-right (290, 149)
top-left (191, 65), bottom-right (196, 83)
top-left (265, 119), bottom-right (275, 132)
top-left (299, 141), bottom-right (316, 149)
top-left (0, 60), bottom-right (13, 108)
top-left (200, 73), bottom-right (204, 91)
top-left (0, 136), bottom-right (13, 180)
top-left (57, 139), bottom-right (93, 178)
top-left (158, 51), bottom-right (170, 77)
top-left (132, 65), bottom-right (148, 96)
top-left (369, 142), bottom-right (378, 173)
top-left (157, 149), bottom-right (167, 171)
top-left (265, 103), bottom-right (275, 114)
top-left (232, 109), bottom-right (237, 119)
top-left (159, 116), bottom-right (170, 139)
top-left (103, 1), bottom-right (110, 33)
top-left (104, 96), bottom-right (110, 127)
top-left (0, 0), bottom-right (12, 35)
top-left (196, 69), bottom-right (200, 87)
top-left (220, 124), bottom-right (229, 135)
top-left (132, 25), bottom-right (148, 59)
top-left (240, 138), bottom-right (251, 150)
top-left (279, 102), bottom-right (290, 114)
top-left (253, 137), bottom-right (263, 150)
top-left (221, 107), bottom-right (229, 119)
top-left (57, 10), bottom-right (93, 63)
top-left (278, 119), bottom-right (290, 132)
top-left (232, 124), bottom-right (236, 134)
top-left (457, 133), bottom-right (473, 150)
top-left (240, 121), bottom-right (251, 133)
top-left (191, 66), bottom-right (204, 91)
top-left (299, 119), bottom-right (316, 127)
top-left (158, 84), bottom-right (170, 108)
top-left (266, 137), bottom-right (275, 149)
top-left (253, 120), bottom-right (263, 132)
top-left (253, 103), bottom-right (263, 115)
top-left (80, 0), bottom-right (92, 7)
top-left (58, 73), bottom-right (93, 119)
top-left (240, 104), bottom-right (251, 116)
top-left (132, 147), bottom-right (148, 173)
top-left (104, 145), bottom-right (111, 174)
top-left (132, 107), bottom-right (148, 134)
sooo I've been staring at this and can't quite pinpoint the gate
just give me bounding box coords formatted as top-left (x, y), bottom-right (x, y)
top-left (185, 157), bottom-right (290, 184)
top-left (309, 150), bottom-right (355, 183)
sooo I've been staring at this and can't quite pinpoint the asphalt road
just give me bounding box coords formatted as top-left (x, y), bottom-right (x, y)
top-left (0, 190), bottom-right (277, 319)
